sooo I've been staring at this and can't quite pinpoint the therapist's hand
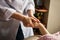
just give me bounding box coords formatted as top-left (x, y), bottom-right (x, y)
top-left (22, 16), bottom-right (40, 28)
top-left (22, 16), bottom-right (34, 27)
top-left (27, 10), bottom-right (40, 28)
top-left (31, 16), bottom-right (40, 23)
top-left (29, 16), bottom-right (40, 28)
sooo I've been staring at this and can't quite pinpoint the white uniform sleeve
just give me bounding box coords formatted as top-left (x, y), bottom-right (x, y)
top-left (0, 5), bottom-right (16, 21)
top-left (25, 0), bottom-right (35, 14)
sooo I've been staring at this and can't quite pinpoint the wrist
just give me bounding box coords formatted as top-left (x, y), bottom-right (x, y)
top-left (27, 10), bottom-right (34, 17)
top-left (21, 16), bottom-right (29, 22)
top-left (11, 12), bottom-right (27, 21)
top-left (29, 15), bottom-right (34, 17)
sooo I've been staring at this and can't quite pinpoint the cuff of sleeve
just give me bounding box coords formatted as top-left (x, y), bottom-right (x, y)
top-left (25, 4), bottom-right (35, 14)
top-left (5, 8), bottom-right (16, 20)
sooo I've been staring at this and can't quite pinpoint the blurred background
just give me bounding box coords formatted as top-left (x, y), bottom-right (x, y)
top-left (34, 0), bottom-right (60, 35)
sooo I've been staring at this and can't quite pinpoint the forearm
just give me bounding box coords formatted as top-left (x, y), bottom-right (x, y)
top-left (11, 12), bottom-right (25, 21)
top-left (27, 10), bottom-right (34, 17)
top-left (34, 22), bottom-right (50, 35)
top-left (38, 23), bottom-right (50, 35)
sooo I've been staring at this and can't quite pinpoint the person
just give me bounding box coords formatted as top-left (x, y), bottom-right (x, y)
top-left (0, 0), bottom-right (40, 40)
top-left (24, 22), bottom-right (60, 40)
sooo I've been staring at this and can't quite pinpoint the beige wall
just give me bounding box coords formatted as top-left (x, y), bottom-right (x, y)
top-left (47, 0), bottom-right (60, 33)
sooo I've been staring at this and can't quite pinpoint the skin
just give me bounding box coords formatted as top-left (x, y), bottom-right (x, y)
top-left (34, 22), bottom-right (50, 35)
top-left (11, 10), bottom-right (40, 27)
top-left (24, 22), bottom-right (50, 40)
top-left (11, 9), bottom-right (49, 35)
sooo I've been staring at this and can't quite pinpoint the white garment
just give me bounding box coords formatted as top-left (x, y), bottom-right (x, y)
top-left (0, 0), bottom-right (35, 40)
top-left (20, 22), bottom-right (34, 38)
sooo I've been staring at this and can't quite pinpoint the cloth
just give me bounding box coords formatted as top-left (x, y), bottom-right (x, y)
top-left (20, 22), bottom-right (34, 38)
top-left (16, 24), bottom-right (24, 40)
top-left (0, 0), bottom-right (35, 40)
top-left (38, 31), bottom-right (60, 40)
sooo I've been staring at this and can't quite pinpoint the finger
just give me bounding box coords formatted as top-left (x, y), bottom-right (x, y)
top-left (36, 18), bottom-right (40, 23)
top-left (29, 20), bottom-right (34, 28)
top-left (31, 17), bottom-right (40, 23)
top-left (31, 17), bottom-right (37, 22)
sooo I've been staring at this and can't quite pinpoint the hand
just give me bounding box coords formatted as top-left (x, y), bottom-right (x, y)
top-left (22, 16), bottom-right (34, 27)
top-left (31, 16), bottom-right (40, 23)
top-left (33, 22), bottom-right (42, 28)
top-left (29, 16), bottom-right (40, 28)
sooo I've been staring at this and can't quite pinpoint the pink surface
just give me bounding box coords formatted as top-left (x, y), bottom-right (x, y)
top-left (38, 32), bottom-right (60, 40)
